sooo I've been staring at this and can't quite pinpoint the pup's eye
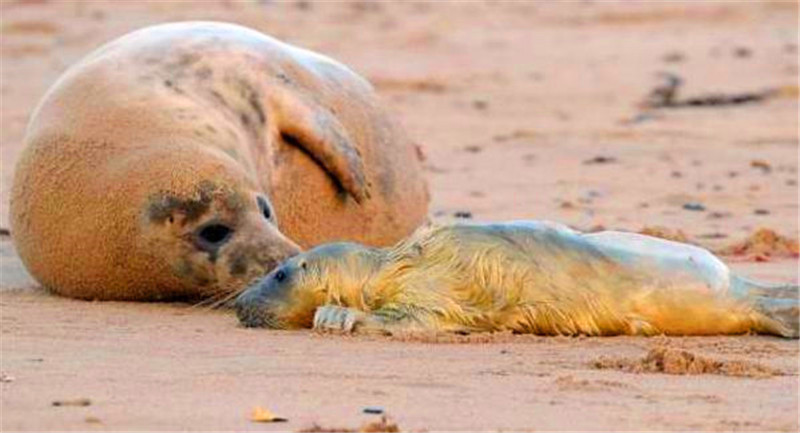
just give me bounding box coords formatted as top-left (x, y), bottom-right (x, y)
top-left (257, 196), bottom-right (272, 220)
top-left (300, 261), bottom-right (307, 270)
top-left (195, 223), bottom-right (233, 250)
top-left (274, 269), bottom-right (286, 282)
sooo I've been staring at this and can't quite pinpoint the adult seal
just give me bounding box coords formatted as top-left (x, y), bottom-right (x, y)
top-left (236, 221), bottom-right (799, 338)
top-left (10, 22), bottom-right (429, 301)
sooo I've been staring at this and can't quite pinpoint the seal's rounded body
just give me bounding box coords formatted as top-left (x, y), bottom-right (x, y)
top-left (236, 221), bottom-right (798, 338)
top-left (10, 22), bottom-right (428, 301)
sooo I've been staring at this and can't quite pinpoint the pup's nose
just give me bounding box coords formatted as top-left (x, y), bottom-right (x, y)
top-left (234, 283), bottom-right (269, 327)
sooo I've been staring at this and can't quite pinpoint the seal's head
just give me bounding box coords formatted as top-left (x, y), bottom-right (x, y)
top-left (11, 136), bottom-right (300, 301)
top-left (235, 242), bottom-right (381, 328)
top-left (140, 155), bottom-right (302, 302)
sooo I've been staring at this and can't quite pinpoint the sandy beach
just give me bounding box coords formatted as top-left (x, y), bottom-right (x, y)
top-left (1, 1), bottom-right (798, 431)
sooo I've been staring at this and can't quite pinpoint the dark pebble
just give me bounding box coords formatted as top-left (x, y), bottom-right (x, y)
top-left (697, 233), bottom-right (728, 239)
top-left (662, 51), bottom-right (685, 63)
top-left (52, 398), bottom-right (91, 407)
top-left (463, 145), bottom-right (482, 153)
top-left (363, 407), bottom-right (384, 415)
top-left (583, 156), bottom-right (617, 165)
top-left (683, 203), bottom-right (706, 211)
top-left (472, 100), bottom-right (489, 110)
top-left (754, 209), bottom-right (770, 215)
top-left (707, 211), bottom-right (732, 219)
top-left (453, 211), bottom-right (473, 219)
top-left (733, 46), bottom-right (752, 58)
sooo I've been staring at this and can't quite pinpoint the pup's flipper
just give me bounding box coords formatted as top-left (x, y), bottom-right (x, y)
top-left (313, 305), bottom-right (390, 335)
top-left (730, 275), bottom-right (799, 338)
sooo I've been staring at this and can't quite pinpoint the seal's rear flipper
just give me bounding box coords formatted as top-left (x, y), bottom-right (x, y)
top-left (272, 88), bottom-right (369, 204)
top-left (730, 275), bottom-right (800, 338)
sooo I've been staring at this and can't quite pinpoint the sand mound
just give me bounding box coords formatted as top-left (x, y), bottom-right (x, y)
top-left (298, 416), bottom-right (399, 433)
top-left (638, 226), bottom-right (691, 243)
top-left (591, 346), bottom-right (781, 378)
top-left (716, 228), bottom-right (799, 261)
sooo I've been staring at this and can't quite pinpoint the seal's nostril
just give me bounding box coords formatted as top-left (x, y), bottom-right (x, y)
top-left (257, 196), bottom-right (272, 221)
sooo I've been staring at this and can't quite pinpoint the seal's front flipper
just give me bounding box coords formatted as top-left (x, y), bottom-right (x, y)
top-left (313, 305), bottom-right (389, 335)
top-left (272, 89), bottom-right (369, 204)
top-left (730, 275), bottom-right (800, 338)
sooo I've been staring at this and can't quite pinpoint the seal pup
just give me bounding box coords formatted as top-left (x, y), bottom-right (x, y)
top-left (10, 22), bottom-right (429, 301)
top-left (236, 221), bottom-right (799, 338)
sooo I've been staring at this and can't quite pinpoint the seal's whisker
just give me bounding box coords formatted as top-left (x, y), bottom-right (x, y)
top-left (207, 289), bottom-right (245, 310)
top-left (188, 292), bottom-right (230, 310)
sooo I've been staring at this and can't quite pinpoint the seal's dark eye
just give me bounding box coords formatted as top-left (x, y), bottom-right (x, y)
top-left (257, 196), bottom-right (271, 220)
top-left (196, 223), bottom-right (233, 249)
top-left (274, 269), bottom-right (286, 282)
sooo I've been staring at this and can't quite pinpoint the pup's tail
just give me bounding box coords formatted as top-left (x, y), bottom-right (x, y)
top-left (730, 275), bottom-right (799, 338)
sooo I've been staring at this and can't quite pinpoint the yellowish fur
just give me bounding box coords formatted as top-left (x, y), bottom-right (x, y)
top-left (238, 223), bottom-right (795, 337)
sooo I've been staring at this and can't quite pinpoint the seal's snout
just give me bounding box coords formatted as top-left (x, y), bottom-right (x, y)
top-left (234, 281), bottom-right (270, 328)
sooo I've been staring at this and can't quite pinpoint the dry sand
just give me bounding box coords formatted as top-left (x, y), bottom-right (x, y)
top-left (1, 1), bottom-right (798, 431)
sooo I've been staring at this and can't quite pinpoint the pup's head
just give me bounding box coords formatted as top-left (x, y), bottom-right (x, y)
top-left (234, 242), bottom-right (382, 328)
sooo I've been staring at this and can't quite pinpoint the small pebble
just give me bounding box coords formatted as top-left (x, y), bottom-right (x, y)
top-left (363, 407), bottom-right (384, 415)
top-left (472, 99), bottom-right (489, 110)
top-left (697, 233), bottom-right (727, 239)
top-left (52, 398), bottom-right (91, 407)
top-left (463, 145), bottom-right (482, 153)
top-left (733, 46), bottom-right (752, 58)
top-left (0, 372), bottom-right (14, 383)
top-left (670, 171), bottom-right (683, 178)
top-left (453, 211), bottom-right (472, 219)
top-left (682, 203), bottom-right (706, 212)
top-left (583, 156), bottom-right (617, 165)
top-left (707, 211), bottom-right (732, 219)
top-left (754, 209), bottom-right (770, 215)
top-left (750, 159), bottom-right (772, 173)
top-left (623, 112), bottom-right (656, 125)
top-left (662, 51), bottom-right (685, 63)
